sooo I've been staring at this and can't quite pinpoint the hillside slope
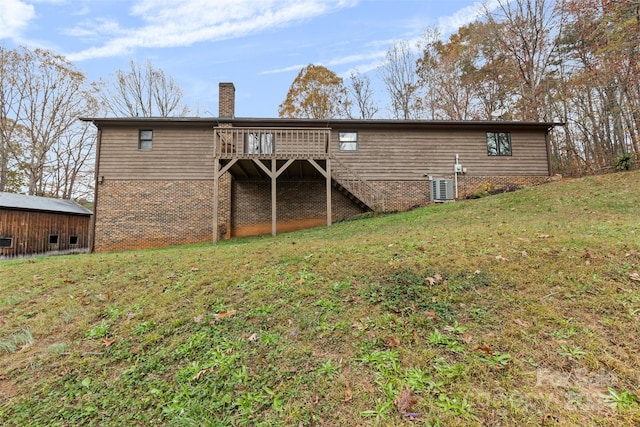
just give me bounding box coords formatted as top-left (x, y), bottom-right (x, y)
top-left (1, 171), bottom-right (640, 426)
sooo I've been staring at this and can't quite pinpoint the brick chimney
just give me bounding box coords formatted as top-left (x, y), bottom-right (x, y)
top-left (218, 82), bottom-right (235, 118)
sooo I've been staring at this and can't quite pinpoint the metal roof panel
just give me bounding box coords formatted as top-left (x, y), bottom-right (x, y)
top-left (0, 192), bottom-right (92, 215)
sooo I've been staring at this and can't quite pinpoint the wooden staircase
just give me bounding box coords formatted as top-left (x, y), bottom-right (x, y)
top-left (330, 157), bottom-right (387, 211)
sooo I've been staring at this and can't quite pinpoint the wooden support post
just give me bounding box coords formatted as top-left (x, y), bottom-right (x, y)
top-left (326, 158), bottom-right (332, 227)
top-left (213, 158), bottom-right (219, 243)
top-left (271, 158), bottom-right (277, 237)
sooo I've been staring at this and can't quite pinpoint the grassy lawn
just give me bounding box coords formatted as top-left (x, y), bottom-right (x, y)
top-left (1, 171), bottom-right (640, 426)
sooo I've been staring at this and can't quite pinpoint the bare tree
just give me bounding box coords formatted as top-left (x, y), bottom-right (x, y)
top-left (2, 47), bottom-right (94, 196)
top-left (346, 71), bottom-right (379, 119)
top-left (379, 40), bottom-right (421, 119)
top-left (99, 60), bottom-right (190, 117)
top-left (487, 0), bottom-right (562, 121)
top-left (0, 46), bottom-right (27, 192)
top-left (48, 118), bottom-right (97, 200)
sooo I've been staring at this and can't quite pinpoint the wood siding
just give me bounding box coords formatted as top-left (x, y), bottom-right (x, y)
top-left (95, 121), bottom-right (550, 182)
top-left (98, 125), bottom-right (215, 180)
top-left (330, 127), bottom-right (550, 180)
top-left (0, 209), bottom-right (90, 258)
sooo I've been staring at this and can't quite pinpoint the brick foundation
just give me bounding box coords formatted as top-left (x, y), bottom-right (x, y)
top-left (370, 181), bottom-right (431, 212)
top-left (94, 177), bottom-right (230, 252)
top-left (451, 175), bottom-right (549, 199)
top-left (232, 180), bottom-right (365, 236)
top-left (94, 175), bottom-right (549, 251)
top-left (369, 176), bottom-right (549, 211)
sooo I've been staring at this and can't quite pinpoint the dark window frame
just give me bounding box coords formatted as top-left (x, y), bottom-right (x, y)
top-left (49, 234), bottom-right (59, 245)
top-left (487, 131), bottom-right (512, 156)
top-left (339, 131), bottom-right (358, 152)
top-left (139, 129), bottom-right (153, 151)
top-left (0, 237), bottom-right (13, 248)
top-left (69, 235), bottom-right (79, 245)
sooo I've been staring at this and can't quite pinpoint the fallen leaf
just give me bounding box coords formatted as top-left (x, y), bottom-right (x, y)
top-left (102, 338), bottom-right (116, 347)
top-left (474, 270), bottom-right (482, 275)
top-left (413, 330), bottom-right (420, 343)
top-left (517, 237), bottom-right (532, 243)
top-left (295, 278), bottom-right (305, 285)
top-left (424, 309), bottom-right (439, 320)
top-left (426, 277), bottom-right (436, 285)
top-left (386, 336), bottom-right (400, 347)
top-left (434, 273), bottom-right (443, 281)
top-left (630, 272), bottom-right (640, 282)
top-left (521, 251), bottom-right (528, 257)
top-left (352, 322), bottom-right (366, 330)
top-left (535, 233), bottom-right (550, 238)
top-left (344, 384), bottom-right (353, 402)
top-left (461, 332), bottom-right (472, 344)
top-left (190, 267), bottom-right (200, 272)
top-left (131, 347), bottom-right (141, 355)
top-left (514, 318), bottom-right (531, 328)
top-left (417, 246), bottom-right (425, 252)
top-left (496, 255), bottom-right (508, 261)
top-left (396, 387), bottom-right (418, 417)
top-left (193, 314), bottom-right (205, 323)
top-left (248, 333), bottom-right (258, 342)
top-left (475, 344), bottom-right (492, 355)
top-left (215, 309), bottom-right (237, 320)
top-left (192, 368), bottom-right (215, 380)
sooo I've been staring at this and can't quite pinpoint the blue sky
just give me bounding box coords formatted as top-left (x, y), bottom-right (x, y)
top-left (0, 0), bottom-right (500, 118)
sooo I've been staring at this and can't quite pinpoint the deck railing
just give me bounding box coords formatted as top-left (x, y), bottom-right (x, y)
top-left (214, 127), bottom-right (330, 159)
top-left (331, 157), bottom-right (387, 211)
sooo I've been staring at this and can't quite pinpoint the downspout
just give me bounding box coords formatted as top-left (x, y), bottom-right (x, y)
top-left (454, 157), bottom-right (458, 199)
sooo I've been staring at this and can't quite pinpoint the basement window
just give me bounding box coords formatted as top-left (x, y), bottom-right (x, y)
top-left (49, 234), bottom-right (59, 245)
top-left (487, 132), bottom-right (511, 156)
top-left (139, 129), bottom-right (153, 151)
top-left (69, 235), bottom-right (79, 245)
top-left (0, 237), bottom-right (12, 248)
top-left (245, 133), bottom-right (274, 154)
top-left (339, 131), bottom-right (358, 151)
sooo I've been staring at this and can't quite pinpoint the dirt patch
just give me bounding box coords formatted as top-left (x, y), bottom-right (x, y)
top-left (0, 375), bottom-right (17, 399)
top-left (233, 218), bottom-right (327, 237)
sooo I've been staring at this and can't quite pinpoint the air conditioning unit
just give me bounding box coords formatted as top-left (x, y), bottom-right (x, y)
top-left (430, 179), bottom-right (454, 202)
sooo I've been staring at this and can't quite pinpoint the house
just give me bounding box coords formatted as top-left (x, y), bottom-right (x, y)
top-left (0, 192), bottom-right (92, 258)
top-left (84, 82), bottom-right (558, 252)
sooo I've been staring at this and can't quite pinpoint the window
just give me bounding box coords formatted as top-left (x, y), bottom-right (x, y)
top-left (69, 235), bottom-right (79, 245)
top-left (487, 132), bottom-right (511, 156)
top-left (245, 133), bottom-right (274, 154)
top-left (339, 132), bottom-right (358, 151)
top-left (139, 130), bottom-right (153, 151)
top-left (0, 237), bottom-right (12, 248)
top-left (49, 234), bottom-right (59, 245)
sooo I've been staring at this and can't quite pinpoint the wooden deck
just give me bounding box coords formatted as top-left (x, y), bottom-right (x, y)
top-left (213, 127), bottom-right (334, 242)
top-left (214, 127), bottom-right (330, 159)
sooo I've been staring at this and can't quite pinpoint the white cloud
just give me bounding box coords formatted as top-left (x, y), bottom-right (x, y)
top-left (438, 0), bottom-right (502, 34)
top-left (67, 0), bottom-right (358, 61)
top-left (0, 0), bottom-right (36, 40)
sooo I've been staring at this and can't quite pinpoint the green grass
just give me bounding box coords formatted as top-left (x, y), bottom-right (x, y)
top-left (1, 171), bottom-right (640, 426)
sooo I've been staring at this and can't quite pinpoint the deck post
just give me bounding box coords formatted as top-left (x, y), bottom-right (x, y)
top-left (271, 159), bottom-right (277, 237)
top-left (326, 158), bottom-right (332, 227)
top-left (213, 157), bottom-right (219, 243)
